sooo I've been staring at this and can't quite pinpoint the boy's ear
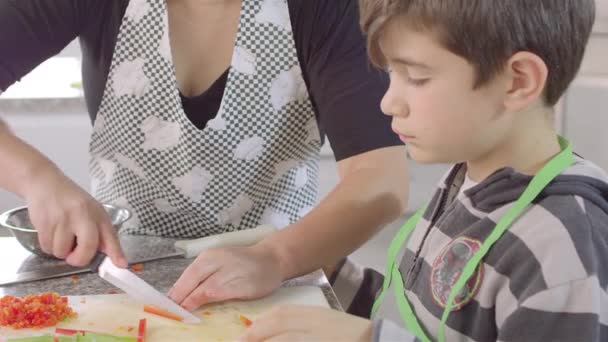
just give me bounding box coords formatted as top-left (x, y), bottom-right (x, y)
top-left (503, 51), bottom-right (548, 111)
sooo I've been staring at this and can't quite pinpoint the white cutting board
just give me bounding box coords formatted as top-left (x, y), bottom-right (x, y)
top-left (0, 286), bottom-right (329, 341)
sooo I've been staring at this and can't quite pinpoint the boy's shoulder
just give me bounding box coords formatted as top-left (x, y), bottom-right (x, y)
top-left (429, 158), bottom-right (607, 287)
top-left (494, 157), bottom-right (608, 289)
top-left (532, 156), bottom-right (608, 235)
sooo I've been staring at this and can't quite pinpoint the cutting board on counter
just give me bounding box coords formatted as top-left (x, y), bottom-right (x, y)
top-left (1, 286), bottom-right (329, 341)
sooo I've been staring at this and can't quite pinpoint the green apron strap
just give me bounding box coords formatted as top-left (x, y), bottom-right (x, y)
top-left (393, 267), bottom-right (432, 342)
top-left (371, 206), bottom-right (426, 317)
top-left (437, 136), bottom-right (574, 341)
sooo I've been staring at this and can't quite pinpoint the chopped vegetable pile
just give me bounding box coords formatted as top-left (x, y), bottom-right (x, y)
top-left (0, 293), bottom-right (77, 329)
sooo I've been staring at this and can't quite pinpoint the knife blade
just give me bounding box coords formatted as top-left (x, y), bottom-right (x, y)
top-left (0, 253), bottom-right (108, 287)
top-left (97, 256), bottom-right (201, 324)
top-left (0, 263), bottom-right (94, 287)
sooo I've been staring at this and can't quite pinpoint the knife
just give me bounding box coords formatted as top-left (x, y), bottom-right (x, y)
top-left (96, 256), bottom-right (201, 324)
top-left (0, 224), bottom-right (277, 286)
top-left (0, 252), bottom-right (111, 287)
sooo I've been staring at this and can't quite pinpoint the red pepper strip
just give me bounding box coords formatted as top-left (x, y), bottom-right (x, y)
top-left (55, 327), bottom-right (87, 335)
top-left (137, 318), bottom-right (146, 342)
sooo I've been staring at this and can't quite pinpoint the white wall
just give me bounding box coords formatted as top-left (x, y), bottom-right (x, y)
top-left (0, 112), bottom-right (92, 211)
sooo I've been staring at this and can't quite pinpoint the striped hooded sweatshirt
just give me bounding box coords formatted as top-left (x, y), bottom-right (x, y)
top-left (372, 156), bottom-right (608, 341)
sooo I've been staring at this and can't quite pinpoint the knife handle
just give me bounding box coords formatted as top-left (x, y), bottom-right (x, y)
top-left (174, 224), bottom-right (277, 258)
top-left (88, 252), bottom-right (108, 272)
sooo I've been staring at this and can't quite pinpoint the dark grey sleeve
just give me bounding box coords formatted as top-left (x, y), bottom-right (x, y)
top-left (0, 0), bottom-right (93, 91)
top-left (329, 258), bottom-right (385, 318)
top-left (292, 0), bottom-right (403, 161)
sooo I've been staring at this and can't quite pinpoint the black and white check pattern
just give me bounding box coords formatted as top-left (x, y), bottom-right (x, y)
top-left (89, 0), bottom-right (322, 238)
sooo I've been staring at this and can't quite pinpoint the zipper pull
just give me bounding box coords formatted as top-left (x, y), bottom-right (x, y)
top-left (404, 256), bottom-right (420, 289)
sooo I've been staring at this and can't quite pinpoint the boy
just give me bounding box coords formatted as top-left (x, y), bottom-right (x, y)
top-left (238, 0), bottom-right (607, 341)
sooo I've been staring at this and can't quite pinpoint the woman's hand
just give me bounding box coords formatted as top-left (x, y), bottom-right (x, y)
top-left (238, 305), bottom-right (373, 342)
top-left (24, 167), bottom-right (127, 267)
top-left (168, 244), bottom-right (284, 311)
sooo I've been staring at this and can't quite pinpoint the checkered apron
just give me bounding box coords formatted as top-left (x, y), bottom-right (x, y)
top-left (89, 0), bottom-right (321, 238)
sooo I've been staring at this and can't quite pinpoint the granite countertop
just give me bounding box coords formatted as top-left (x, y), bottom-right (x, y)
top-left (0, 236), bottom-right (342, 311)
top-left (0, 97), bottom-right (86, 115)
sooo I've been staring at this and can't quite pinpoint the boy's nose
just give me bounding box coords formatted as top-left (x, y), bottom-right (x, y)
top-left (380, 86), bottom-right (408, 118)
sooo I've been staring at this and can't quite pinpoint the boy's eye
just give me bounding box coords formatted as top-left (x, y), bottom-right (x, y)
top-left (407, 77), bottom-right (429, 86)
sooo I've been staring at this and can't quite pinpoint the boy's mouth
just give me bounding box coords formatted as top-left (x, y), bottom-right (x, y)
top-left (398, 134), bottom-right (415, 143)
top-left (392, 126), bottom-right (415, 142)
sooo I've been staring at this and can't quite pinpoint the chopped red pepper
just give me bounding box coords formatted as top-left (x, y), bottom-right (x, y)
top-left (130, 263), bottom-right (144, 272)
top-left (55, 327), bottom-right (87, 336)
top-left (127, 326), bottom-right (135, 332)
top-left (106, 289), bottom-right (120, 294)
top-left (0, 292), bottom-right (77, 329)
top-left (239, 315), bottom-right (253, 327)
top-left (137, 318), bottom-right (146, 342)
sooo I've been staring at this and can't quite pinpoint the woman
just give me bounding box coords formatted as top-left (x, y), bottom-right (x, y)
top-left (0, 0), bottom-right (409, 310)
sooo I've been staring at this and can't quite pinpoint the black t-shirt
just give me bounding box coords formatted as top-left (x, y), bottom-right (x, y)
top-left (0, 0), bottom-right (402, 161)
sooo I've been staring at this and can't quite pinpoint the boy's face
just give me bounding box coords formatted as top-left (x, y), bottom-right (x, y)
top-left (379, 20), bottom-right (513, 164)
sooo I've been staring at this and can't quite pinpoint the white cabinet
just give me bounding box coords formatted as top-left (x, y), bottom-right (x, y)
top-left (596, 0), bottom-right (608, 33)
top-left (563, 78), bottom-right (608, 170)
top-left (0, 110), bottom-right (92, 211)
top-left (559, 7), bottom-right (608, 171)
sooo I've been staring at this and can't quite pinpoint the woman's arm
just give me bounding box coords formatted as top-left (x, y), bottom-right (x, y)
top-left (263, 146), bottom-right (408, 279)
top-left (0, 1), bottom-right (126, 267)
top-left (0, 0), bottom-right (92, 91)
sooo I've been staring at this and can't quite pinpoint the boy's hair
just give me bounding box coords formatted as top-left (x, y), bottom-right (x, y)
top-left (359, 0), bottom-right (596, 106)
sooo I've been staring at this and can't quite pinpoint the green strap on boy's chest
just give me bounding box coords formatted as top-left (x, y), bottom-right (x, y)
top-left (372, 136), bottom-right (574, 342)
top-left (370, 206), bottom-right (425, 318)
